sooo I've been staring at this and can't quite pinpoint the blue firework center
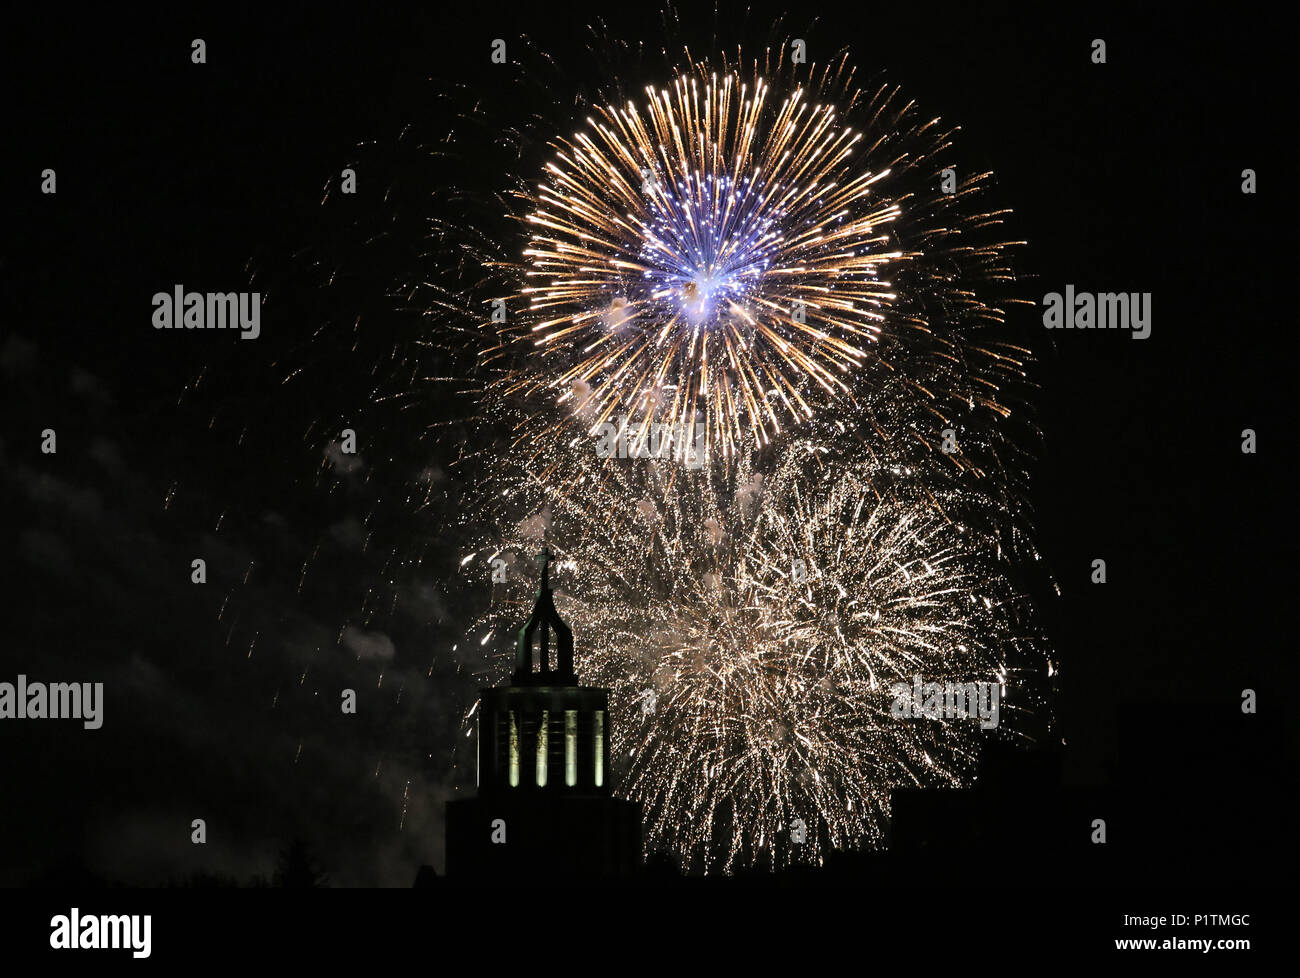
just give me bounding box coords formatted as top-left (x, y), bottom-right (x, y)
top-left (445, 548), bottom-right (643, 878)
top-left (639, 170), bottom-right (782, 328)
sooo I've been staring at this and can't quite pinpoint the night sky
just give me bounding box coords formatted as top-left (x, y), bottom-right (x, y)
top-left (2, 2), bottom-right (1292, 892)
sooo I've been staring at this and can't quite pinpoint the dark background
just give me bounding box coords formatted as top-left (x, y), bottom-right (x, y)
top-left (2, 2), bottom-right (1292, 889)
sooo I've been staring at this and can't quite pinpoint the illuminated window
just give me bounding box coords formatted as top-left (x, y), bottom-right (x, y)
top-left (565, 710), bottom-right (578, 786)
top-left (508, 710), bottom-right (519, 788)
top-left (536, 709), bottom-right (549, 787)
top-left (594, 711), bottom-right (605, 787)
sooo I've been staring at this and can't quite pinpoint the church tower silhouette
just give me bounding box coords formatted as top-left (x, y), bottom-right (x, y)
top-left (445, 547), bottom-right (643, 878)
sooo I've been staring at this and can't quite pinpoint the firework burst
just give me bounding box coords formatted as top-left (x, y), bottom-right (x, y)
top-left (465, 440), bottom-right (1046, 873)
top-left (484, 53), bottom-right (1034, 491)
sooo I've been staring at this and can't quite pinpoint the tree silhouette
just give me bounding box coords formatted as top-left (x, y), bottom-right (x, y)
top-left (272, 838), bottom-right (330, 888)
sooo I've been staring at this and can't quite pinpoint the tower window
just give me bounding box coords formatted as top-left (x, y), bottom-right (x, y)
top-left (594, 711), bottom-right (605, 788)
top-left (508, 710), bottom-right (520, 788)
top-left (536, 709), bottom-right (549, 787)
top-left (565, 710), bottom-right (578, 787)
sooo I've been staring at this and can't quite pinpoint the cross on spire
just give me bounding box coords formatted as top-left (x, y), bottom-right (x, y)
top-left (535, 543), bottom-right (553, 590)
top-left (514, 543), bottom-right (575, 684)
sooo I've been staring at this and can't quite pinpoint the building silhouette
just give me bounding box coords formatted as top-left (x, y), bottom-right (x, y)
top-left (445, 547), bottom-right (643, 878)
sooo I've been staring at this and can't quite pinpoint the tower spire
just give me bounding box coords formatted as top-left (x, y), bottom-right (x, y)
top-left (514, 543), bottom-right (575, 683)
